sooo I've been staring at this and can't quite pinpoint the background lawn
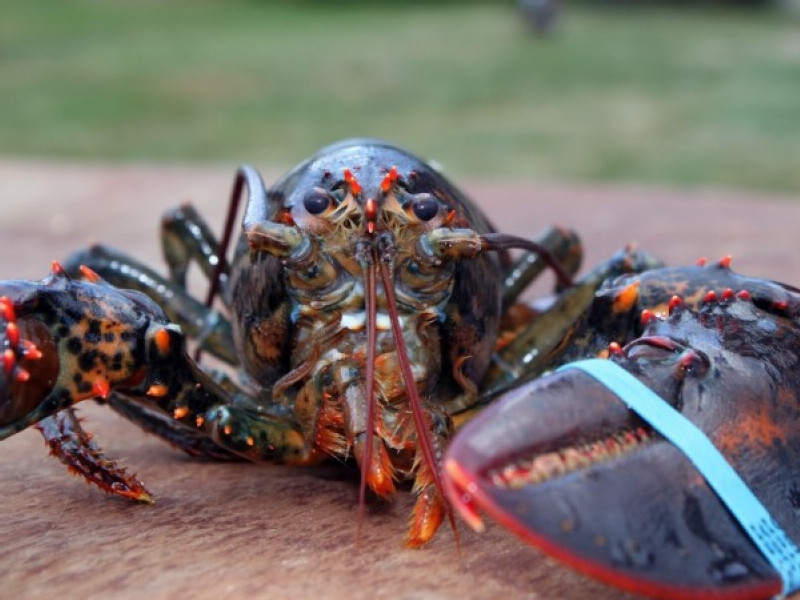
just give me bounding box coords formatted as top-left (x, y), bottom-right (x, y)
top-left (1, 1), bottom-right (799, 192)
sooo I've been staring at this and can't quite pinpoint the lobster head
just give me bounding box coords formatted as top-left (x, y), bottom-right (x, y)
top-left (444, 287), bottom-right (800, 599)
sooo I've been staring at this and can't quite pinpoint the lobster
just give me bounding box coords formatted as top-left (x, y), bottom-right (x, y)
top-left (4, 140), bottom-right (795, 600)
top-left (0, 139), bottom-right (597, 547)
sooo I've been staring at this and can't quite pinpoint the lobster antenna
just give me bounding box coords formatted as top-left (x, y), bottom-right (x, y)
top-left (378, 258), bottom-right (460, 548)
top-left (357, 254), bottom-right (378, 538)
top-left (198, 167), bottom-right (268, 361)
top-left (479, 232), bottom-right (574, 288)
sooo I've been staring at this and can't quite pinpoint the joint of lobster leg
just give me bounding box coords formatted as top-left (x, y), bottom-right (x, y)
top-left (204, 405), bottom-right (307, 464)
top-left (143, 323), bottom-right (185, 364)
top-left (416, 229), bottom-right (483, 264)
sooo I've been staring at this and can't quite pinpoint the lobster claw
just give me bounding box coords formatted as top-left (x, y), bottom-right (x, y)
top-left (444, 363), bottom-right (789, 600)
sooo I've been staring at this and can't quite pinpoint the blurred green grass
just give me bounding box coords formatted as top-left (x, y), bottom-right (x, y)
top-left (1, 1), bottom-right (799, 192)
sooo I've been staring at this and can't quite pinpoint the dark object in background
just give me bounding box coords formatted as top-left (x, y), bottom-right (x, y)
top-left (519, 0), bottom-right (560, 35)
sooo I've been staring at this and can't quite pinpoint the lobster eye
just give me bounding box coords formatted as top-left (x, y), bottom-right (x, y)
top-left (303, 188), bottom-right (332, 215)
top-left (411, 195), bottom-right (439, 221)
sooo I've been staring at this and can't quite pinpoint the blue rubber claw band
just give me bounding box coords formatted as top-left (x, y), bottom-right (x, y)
top-left (558, 358), bottom-right (800, 597)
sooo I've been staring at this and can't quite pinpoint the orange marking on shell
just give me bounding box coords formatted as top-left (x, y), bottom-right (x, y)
top-left (0, 297), bottom-right (15, 322)
top-left (15, 367), bottom-right (30, 382)
top-left (737, 289), bottom-right (752, 301)
top-left (668, 295), bottom-right (683, 314)
top-left (79, 265), bottom-right (102, 283)
top-left (223, 425), bottom-right (232, 436)
top-left (195, 415), bottom-right (205, 428)
top-left (718, 255), bottom-right (732, 269)
top-left (279, 209), bottom-right (295, 226)
top-left (365, 197), bottom-right (378, 235)
top-left (146, 384), bottom-right (169, 398)
top-left (343, 168), bottom-right (362, 195)
top-left (3, 348), bottom-right (15, 374)
top-left (380, 166), bottom-right (398, 192)
top-left (50, 261), bottom-right (66, 276)
top-left (443, 209), bottom-right (456, 227)
top-left (6, 321), bottom-right (19, 347)
top-left (173, 406), bottom-right (189, 420)
top-left (715, 402), bottom-right (788, 461)
top-left (155, 329), bottom-right (171, 355)
top-left (23, 342), bottom-right (43, 360)
top-left (612, 281), bottom-right (640, 314)
top-left (246, 436), bottom-right (255, 447)
top-left (640, 309), bottom-right (656, 326)
top-left (92, 378), bottom-right (110, 399)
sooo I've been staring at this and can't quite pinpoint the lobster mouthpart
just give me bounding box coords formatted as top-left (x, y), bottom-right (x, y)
top-left (444, 296), bottom-right (800, 600)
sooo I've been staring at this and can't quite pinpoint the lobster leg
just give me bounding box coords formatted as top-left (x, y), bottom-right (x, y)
top-left (63, 245), bottom-right (238, 365)
top-left (481, 247), bottom-right (664, 402)
top-left (114, 350), bottom-right (308, 464)
top-left (499, 226), bottom-right (583, 307)
top-left (106, 394), bottom-right (240, 461)
top-left (160, 203), bottom-right (230, 295)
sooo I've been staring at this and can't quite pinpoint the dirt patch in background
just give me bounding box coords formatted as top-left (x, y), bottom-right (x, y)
top-left (0, 160), bottom-right (798, 600)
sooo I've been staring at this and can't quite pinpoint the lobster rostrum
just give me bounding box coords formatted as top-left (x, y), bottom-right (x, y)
top-left (444, 259), bottom-right (800, 599)
top-left (0, 139), bottom-right (587, 546)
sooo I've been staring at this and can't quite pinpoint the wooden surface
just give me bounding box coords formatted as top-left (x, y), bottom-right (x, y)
top-left (1, 160), bottom-right (799, 600)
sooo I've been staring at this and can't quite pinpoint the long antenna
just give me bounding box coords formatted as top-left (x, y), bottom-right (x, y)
top-left (357, 255), bottom-right (378, 537)
top-left (197, 167), bottom-right (266, 361)
top-left (378, 258), bottom-right (459, 547)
